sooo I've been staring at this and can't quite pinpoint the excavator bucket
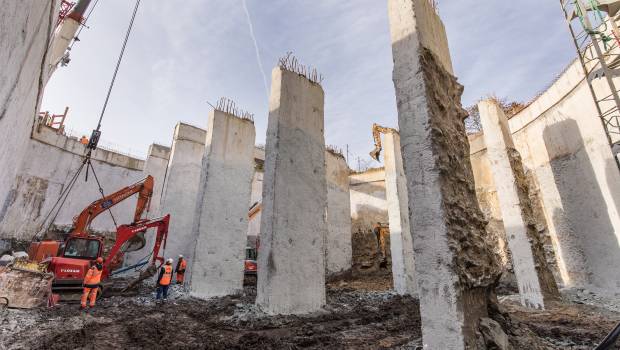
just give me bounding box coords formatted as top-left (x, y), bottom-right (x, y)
top-left (369, 147), bottom-right (382, 162)
top-left (0, 262), bottom-right (54, 309)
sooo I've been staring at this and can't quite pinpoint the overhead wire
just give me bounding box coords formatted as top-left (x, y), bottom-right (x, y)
top-left (34, 0), bottom-right (142, 239)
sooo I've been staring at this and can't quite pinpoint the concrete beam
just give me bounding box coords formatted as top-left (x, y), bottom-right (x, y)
top-left (383, 131), bottom-right (416, 295)
top-left (256, 66), bottom-right (327, 315)
top-left (478, 100), bottom-right (559, 309)
top-left (388, 1), bottom-right (500, 348)
top-left (159, 123), bottom-right (206, 264)
top-left (325, 150), bottom-right (352, 275)
top-left (190, 109), bottom-right (256, 298)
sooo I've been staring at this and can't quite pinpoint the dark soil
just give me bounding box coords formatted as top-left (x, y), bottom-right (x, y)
top-left (3, 274), bottom-right (620, 349)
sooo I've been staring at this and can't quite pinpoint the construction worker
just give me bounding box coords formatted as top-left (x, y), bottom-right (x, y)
top-left (156, 258), bottom-right (173, 302)
top-left (175, 255), bottom-right (187, 284)
top-left (79, 135), bottom-right (88, 145)
top-left (80, 257), bottom-right (103, 310)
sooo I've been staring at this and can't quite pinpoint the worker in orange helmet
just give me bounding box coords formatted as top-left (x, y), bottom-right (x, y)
top-left (80, 257), bottom-right (104, 310)
top-left (156, 258), bottom-right (173, 302)
top-left (175, 255), bottom-right (187, 285)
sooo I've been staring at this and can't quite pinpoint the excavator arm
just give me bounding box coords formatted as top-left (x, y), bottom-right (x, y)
top-left (102, 214), bottom-right (170, 280)
top-left (369, 123), bottom-right (398, 162)
top-left (71, 175), bottom-right (154, 236)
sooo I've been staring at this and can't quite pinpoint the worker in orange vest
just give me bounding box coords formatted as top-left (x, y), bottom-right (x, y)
top-left (80, 257), bottom-right (103, 310)
top-left (156, 258), bottom-right (173, 302)
top-left (79, 136), bottom-right (89, 145)
top-left (175, 255), bottom-right (187, 284)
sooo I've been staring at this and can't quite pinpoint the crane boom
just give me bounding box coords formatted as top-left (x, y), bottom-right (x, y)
top-left (71, 175), bottom-right (154, 237)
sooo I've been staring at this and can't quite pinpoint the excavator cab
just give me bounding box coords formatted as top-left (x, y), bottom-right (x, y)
top-left (62, 237), bottom-right (102, 260)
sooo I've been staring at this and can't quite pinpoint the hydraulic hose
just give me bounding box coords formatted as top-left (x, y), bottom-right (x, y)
top-left (595, 322), bottom-right (620, 350)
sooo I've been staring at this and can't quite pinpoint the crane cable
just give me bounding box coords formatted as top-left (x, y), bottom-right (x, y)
top-left (35, 0), bottom-right (141, 239)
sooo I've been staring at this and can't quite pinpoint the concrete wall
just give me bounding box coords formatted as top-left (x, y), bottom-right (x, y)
top-left (508, 58), bottom-right (620, 292)
top-left (0, 1), bottom-right (59, 235)
top-left (325, 150), bottom-right (352, 274)
top-left (159, 123), bottom-right (206, 263)
top-left (0, 125), bottom-right (145, 240)
top-left (349, 168), bottom-right (388, 234)
top-left (191, 110), bottom-right (256, 298)
top-left (383, 132), bottom-right (416, 295)
top-left (256, 67), bottom-right (327, 315)
top-left (124, 144), bottom-right (170, 266)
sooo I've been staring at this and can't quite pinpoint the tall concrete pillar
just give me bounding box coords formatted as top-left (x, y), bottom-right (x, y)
top-left (383, 131), bottom-right (416, 295)
top-left (190, 109), bottom-right (256, 299)
top-left (256, 65), bottom-right (327, 315)
top-left (124, 144), bottom-right (171, 267)
top-left (478, 100), bottom-right (559, 309)
top-left (388, 1), bottom-right (500, 348)
top-left (159, 123), bottom-right (206, 264)
top-left (325, 150), bottom-right (352, 275)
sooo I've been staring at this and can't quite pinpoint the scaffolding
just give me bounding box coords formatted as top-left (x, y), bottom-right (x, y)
top-left (560, 0), bottom-right (620, 152)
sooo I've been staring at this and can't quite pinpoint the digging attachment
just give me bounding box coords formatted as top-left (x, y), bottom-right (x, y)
top-left (0, 263), bottom-right (54, 309)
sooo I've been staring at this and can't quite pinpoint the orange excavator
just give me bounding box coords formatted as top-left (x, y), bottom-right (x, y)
top-left (0, 176), bottom-right (171, 307)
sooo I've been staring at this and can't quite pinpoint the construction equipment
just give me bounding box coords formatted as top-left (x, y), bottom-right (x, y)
top-left (369, 123), bottom-right (397, 162)
top-left (373, 222), bottom-right (390, 268)
top-left (0, 176), bottom-right (171, 308)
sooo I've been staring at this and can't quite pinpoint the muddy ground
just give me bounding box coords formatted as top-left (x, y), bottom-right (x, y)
top-left (1, 273), bottom-right (619, 349)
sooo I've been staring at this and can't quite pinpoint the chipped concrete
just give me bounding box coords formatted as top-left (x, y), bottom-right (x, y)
top-left (388, 0), bottom-right (500, 348)
top-left (256, 67), bottom-right (327, 315)
top-left (190, 110), bottom-right (256, 299)
top-left (479, 99), bottom-right (559, 309)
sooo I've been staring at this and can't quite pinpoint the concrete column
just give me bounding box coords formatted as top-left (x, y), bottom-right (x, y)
top-left (388, 1), bottom-right (501, 348)
top-left (256, 66), bottom-right (327, 315)
top-left (159, 123), bottom-right (206, 264)
top-left (190, 110), bottom-right (256, 298)
top-left (383, 131), bottom-right (416, 295)
top-left (325, 150), bottom-right (352, 275)
top-left (124, 144), bottom-right (171, 267)
top-left (479, 100), bottom-right (559, 309)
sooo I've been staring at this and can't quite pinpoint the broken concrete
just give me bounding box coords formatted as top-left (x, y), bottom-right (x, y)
top-left (256, 66), bottom-right (327, 315)
top-left (383, 131), bottom-right (416, 296)
top-left (325, 150), bottom-right (352, 275)
top-left (479, 99), bottom-right (559, 309)
top-left (159, 123), bottom-right (206, 264)
top-left (190, 109), bottom-right (256, 299)
top-left (388, 0), bottom-right (500, 348)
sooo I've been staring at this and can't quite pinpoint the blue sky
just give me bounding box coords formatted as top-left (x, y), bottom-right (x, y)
top-left (41, 0), bottom-right (576, 168)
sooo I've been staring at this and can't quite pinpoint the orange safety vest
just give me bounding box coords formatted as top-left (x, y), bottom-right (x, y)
top-left (160, 265), bottom-right (172, 286)
top-left (84, 266), bottom-right (102, 286)
top-left (178, 259), bottom-right (187, 274)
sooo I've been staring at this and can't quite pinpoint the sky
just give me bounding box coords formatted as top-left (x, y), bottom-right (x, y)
top-left (41, 0), bottom-right (577, 169)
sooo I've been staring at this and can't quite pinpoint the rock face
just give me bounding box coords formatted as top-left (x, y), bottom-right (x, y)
top-left (388, 0), bottom-right (501, 347)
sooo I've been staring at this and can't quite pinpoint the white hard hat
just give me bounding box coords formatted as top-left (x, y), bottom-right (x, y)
top-left (178, 254), bottom-right (183, 258)
top-left (166, 258), bottom-right (173, 263)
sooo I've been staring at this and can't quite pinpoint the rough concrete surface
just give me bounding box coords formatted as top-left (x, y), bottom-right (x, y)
top-left (191, 110), bottom-right (256, 299)
top-left (256, 67), bottom-right (327, 315)
top-left (383, 131), bottom-right (416, 296)
top-left (0, 1), bottom-right (59, 237)
top-left (479, 99), bottom-right (559, 309)
top-left (388, 0), bottom-right (500, 347)
top-left (1, 126), bottom-right (144, 241)
top-left (509, 58), bottom-right (620, 293)
top-left (325, 150), bottom-right (352, 275)
top-left (159, 123), bottom-right (206, 264)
